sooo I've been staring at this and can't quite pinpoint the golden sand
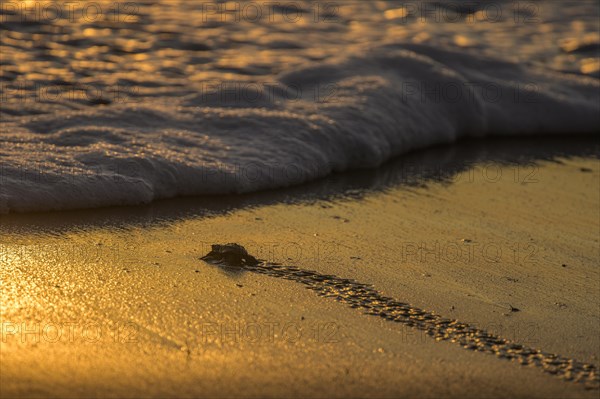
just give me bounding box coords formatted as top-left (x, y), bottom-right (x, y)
top-left (1, 157), bottom-right (598, 398)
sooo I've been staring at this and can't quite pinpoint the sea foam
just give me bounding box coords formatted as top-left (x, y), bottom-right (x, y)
top-left (1, 1), bottom-right (599, 213)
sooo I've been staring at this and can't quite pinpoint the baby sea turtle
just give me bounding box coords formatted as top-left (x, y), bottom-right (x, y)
top-left (201, 243), bottom-right (260, 267)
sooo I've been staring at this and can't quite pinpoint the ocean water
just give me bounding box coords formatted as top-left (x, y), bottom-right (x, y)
top-left (1, 0), bottom-right (599, 213)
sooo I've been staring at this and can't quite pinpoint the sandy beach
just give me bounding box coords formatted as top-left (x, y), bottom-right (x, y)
top-left (2, 1), bottom-right (600, 397)
top-left (1, 138), bottom-right (598, 398)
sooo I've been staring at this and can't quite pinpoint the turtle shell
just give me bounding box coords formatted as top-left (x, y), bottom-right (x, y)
top-left (201, 243), bottom-right (260, 266)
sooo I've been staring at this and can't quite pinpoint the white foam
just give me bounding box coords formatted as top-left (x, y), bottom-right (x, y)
top-left (1, 2), bottom-right (599, 213)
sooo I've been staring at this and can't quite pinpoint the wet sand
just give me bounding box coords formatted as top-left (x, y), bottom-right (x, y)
top-left (1, 139), bottom-right (599, 398)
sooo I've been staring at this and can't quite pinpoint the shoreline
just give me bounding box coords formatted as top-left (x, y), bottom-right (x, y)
top-left (0, 135), bottom-right (598, 217)
top-left (1, 135), bottom-right (598, 220)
